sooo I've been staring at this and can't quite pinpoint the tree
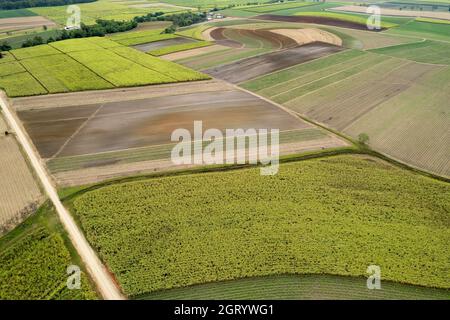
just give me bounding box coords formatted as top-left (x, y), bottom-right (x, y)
top-left (0, 52), bottom-right (3, 59)
top-left (358, 133), bottom-right (370, 145)
top-left (0, 41), bottom-right (11, 51)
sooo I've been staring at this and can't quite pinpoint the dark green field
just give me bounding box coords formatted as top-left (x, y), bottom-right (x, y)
top-left (139, 275), bottom-right (450, 300)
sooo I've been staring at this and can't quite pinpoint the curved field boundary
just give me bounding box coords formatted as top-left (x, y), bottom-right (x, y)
top-left (137, 274), bottom-right (450, 300)
top-left (254, 14), bottom-right (388, 31)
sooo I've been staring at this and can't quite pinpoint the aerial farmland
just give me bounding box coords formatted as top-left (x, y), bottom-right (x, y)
top-left (0, 0), bottom-right (448, 306)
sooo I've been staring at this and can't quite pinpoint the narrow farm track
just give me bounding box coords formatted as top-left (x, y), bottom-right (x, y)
top-left (0, 92), bottom-right (125, 300)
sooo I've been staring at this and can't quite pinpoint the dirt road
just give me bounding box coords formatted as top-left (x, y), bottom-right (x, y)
top-left (0, 92), bottom-right (125, 300)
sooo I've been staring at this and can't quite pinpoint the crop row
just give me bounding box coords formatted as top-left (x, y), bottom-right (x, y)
top-left (148, 41), bottom-right (213, 56)
top-left (71, 155), bottom-right (450, 296)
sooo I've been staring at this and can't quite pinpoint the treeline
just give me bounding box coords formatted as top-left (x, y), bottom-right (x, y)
top-left (0, 11), bottom-right (207, 51)
top-left (0, 0), bottom-right (95, 10)
top-left (21, 19), bottom-right (137, 47)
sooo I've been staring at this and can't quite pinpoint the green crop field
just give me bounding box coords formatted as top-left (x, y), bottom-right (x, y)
top-left (113, 33), bottom-right (178, 46)
top-left (10, 44), bottom-right (60, 60)
top-left (176, 25), bottom-right (211, 40)
top-left (31, 0), bottom-right (185, 25)
top-left (20, 54), bottom-right (114, 93)
top-left (0, 9), bottom-right (37, 19)
top-left (243, 1), bottom-right (316, 13)
top-left (108, 29), bottom-right (166, 41)
top-left (294, 11), bottom-right (398, 28)
top-left (385, 20), bottom-right (450, 42)
top-left (0, 203), bottom-right (97, 300)
top-left (0, 37), bottom-right (209, 97)
top-left (0, 71), bottom-right (46, 96)
top-left (370, 40), bottom-right (450, 65)
top-left (68, 48), bottom-right (175, 86)
top-left (140, 274), bottom-right (450, 300)
top-left (69, 155), bottom-right (450, 297)
top-left (149, 41), bottom-right (213, 56)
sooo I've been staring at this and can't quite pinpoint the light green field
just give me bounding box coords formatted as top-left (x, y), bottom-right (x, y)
top-left (113, 33), bottom-right (178, 46)
top-left (0, 203), bottom-right (97, 300)
top-left (0, 61), bottom-right (24, 77)
top-left (0, 9), bottom-right (37, 19)
top-left (70, 155), bottom-right (450, 297)
top-left (369, 40), bottom-right (450, 65)
top-left (139, 274), bottom-right (450, 300)
top-left (68, 48), bottom-right (175, 86)
top-left (385, 20), bottom-right (450, 42)
top-left (416, 17), bottom-right (450, 25)
top-left (108, 29), bottom-right (165, 41)
top-left (0, 37), bottom-right (208, 96)
top-left (49, 37), bottom-right (120, 53)
top-left (10, 44), bottom-right (60, 60)
top-left (149, 40), bottom-right (212, 56)
top-left (31, 0), bottom-right (185, 25)
top-left (20, 54), bottom-right (114, 93)
top-left (176, 25), bottom-right (211, 40)
top-left (243, 1), bottom-right (316, 13)
top-left (110, 46), bottom-right (210, 81)
top-left (0, 71), bottom-right (46, 96)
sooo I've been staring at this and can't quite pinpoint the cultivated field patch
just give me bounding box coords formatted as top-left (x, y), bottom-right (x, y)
top-left (0, 115), bottom-right (42, 235)
top-left (204, 42), bottom-right (343, 83)
top-left (13, 80), bottom-right (346, 185)
top-left (0, 16), bottom-right (55, 33)
top-left (369, 40), bottom-right (450, 65)
top-left (69, 155), bottom-right (450, 296)
top-left (0, 37), bottom-right (209, 97)
top-left (242, 49), bottom-right (449, 177)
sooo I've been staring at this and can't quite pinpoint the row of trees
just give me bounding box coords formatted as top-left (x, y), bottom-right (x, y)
top-left (20, 19), bottom-right (137, 47)
top-left (0, 11), bottom-right (208, 52)
top-left (0, 0), bottom-right (95, 10)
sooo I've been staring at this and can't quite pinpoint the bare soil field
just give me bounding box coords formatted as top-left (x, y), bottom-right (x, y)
top-left (132, 37), bottom-right (196, 52)
top-left (0, 16), bottom-right (56, 32)
top-left (0, 115), bottom-right (42, 235)
top-left (255, 14), bottom-right (384, 31)
top-left (13, 80), bottom-right (348, 185)
top-left (15, 81), bottom-right (308, 159)
top-left (204, 43), bottom-right (343, 83)
top-left (332, 5), bottom-right (450, 21)
top-left (270, 28), bottom-right (342, 46)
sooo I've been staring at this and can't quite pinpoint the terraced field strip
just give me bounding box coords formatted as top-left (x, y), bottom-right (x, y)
top-left (139, 274), bottom-right (450, 300)
top-left (385, 20), bottom-right (450, 42)
top-left (0, 115), bottom-right (42, 235)
top-left (369, 40), bottom-right (450, 65)
top-left (46, 128), bottom-right (327, 173)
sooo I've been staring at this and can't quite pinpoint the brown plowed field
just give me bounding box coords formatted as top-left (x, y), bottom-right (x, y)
top-left (0, 16), bottom-right (56, 32)
top-left (16, 81), bottom-right (309, 159)
top-left (203, 43), bottom-right (343, 83)
top-left (209, 27), bottom-right (298, 49)
top-left (255, 14), bottom-right (385, 31)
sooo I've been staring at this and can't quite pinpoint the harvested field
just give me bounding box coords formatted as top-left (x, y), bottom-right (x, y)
top-left (0, 16), bottom-right (56, 32)
top-left (204, 43), bottom-right (343, 83)
top-left (332, 5), bottom-right (450, 21)
top-left (132, 37), bottom-right (196, 52)
top-left (270, 28), bottom-right (342, 46)
top-left (0, 114), bottom-right (42, 235)
top-left (13, 80), bottom-right (347, 185)
top-left (255, 14), bottom-right (384, 31)
top-left (242, 49), bottom-right (450, 178)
